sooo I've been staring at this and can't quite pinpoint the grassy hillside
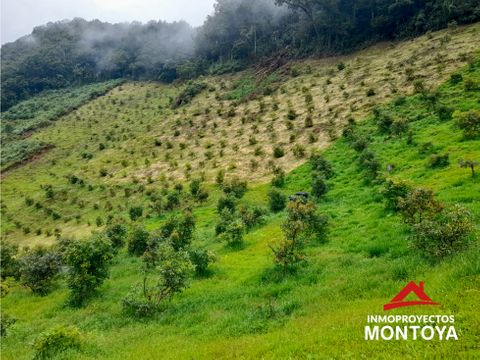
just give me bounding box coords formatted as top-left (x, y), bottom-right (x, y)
top-left (1, 24), bottom-right (479, 246)
top-left (1, 25), bottom-right (479, 359)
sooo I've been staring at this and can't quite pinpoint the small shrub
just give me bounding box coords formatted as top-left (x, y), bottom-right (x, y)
top-left (129, 206), bottom-right (143, 221)
top-left (382, 179), bottom-right (411, 211)
top-left (398, 188), bottom-right (443, 225)
top-left (0, 240), bottom-right (19, 280)
top-left (411, 205), bottom-right (474, 259)
top-left (128, 226), bottom-right (150, 256)
top-left (104, 224), bottom-right (128, 251)
top-left (268, 188), bottom-right (287, 212)
top-left (217, 195), bottom-right (237, 213)
top-left (222, 177), bottom-right (247, 198)
top-left (435, 105), bottom-right (453, 121)
top-left (366, 88), bottom-right (376, 97)
top-left (428, 153), bottom-right (449, 168)
top-left (238, 205), bottom-right (266, 230)
top-left (271, 167), bottom-right (286, 187)
top-left (273, 145), bottom-right (285, 158)
top-left (189, 248), bottom-right (216, 276)
top-left (292, 144), bottom-right (306, 158)
top-left (220, 218), bottom-right (245, 246)
top-left (19, 247), bottom-right (61, 295)
top-left (454, 109), bottom-right (480, 139)
top-left (64, 234), bottom-right (113, 306)
top-left (309, 153), bottom-right (334, 179)
top-left (311, 172), bottom-right (328, 198)
top-left (32, 326), bottom-right (82, 360)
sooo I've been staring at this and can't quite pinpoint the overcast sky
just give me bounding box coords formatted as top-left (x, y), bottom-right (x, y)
top-left (1, 0), bottom-right (216, 44)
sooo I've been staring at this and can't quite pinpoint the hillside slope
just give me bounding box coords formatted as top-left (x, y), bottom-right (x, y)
top-left (1, 24), bottom-right (479, 246)
top-left (1, 25), bottom-right (479, 360)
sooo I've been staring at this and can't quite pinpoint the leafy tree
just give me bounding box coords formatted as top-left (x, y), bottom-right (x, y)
top-left (127, 226), bottom-right (150, 256)
top-left (104, 224), bottom-right (128, 251)
top-left (458, 158), bottom-right (479, 177)
top-left (268, 188), bottom-right (287, 212)
top-left (63, 234), bottom-right (113, 306)
top-left (382, 179), bottom-right (412, 211)
top-left (311, 172), bottom-right (328, 198)
top-left (454, 109), bottom-right (480, 139)
top-left (398, 187), bottom-right (443, 225)
top-left (217, 195), bottom-right (237, 213)
top-left (129, 206), bottom-right (144, 221)
top-left (270, 198), bottom-right (328, 273)
top-left (238, 205), bottom-right (266, 230)
top-left (19, 247), bottom-right (62, 295)
top-left (220, 218), bottom-right (245, 246)
top-left (309, 153), bottom-right (334, 179)
top-left (222, 177), bottom-right (247, 198)
top-left (0, 240), bottom-right (20, 280)
top-left (410, 205), bottom-right (474, 259)
top-left (189, 248), bottom-right (216, 276)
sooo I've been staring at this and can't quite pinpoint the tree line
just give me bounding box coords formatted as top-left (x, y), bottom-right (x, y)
top-left (2, 0), bottom-right (479, 110)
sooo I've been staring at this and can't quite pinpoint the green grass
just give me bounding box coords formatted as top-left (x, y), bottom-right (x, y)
top-left (1, 80), bottom-right (123, 170)
top-left (1, 56), bottom-right (479, 359)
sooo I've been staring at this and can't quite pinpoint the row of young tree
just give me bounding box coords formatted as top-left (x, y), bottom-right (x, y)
top-left (2, 0), bottom-right (480, 110)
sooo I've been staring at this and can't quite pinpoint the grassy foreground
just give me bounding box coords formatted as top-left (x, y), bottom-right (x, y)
top-left (1, 55), bottom-right (479, 359)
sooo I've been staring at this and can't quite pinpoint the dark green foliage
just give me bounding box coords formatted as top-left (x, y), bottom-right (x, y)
top-left (217, 195), bottom-right (237, 213)
top-left (238, 205), bottom-right (266, 231)
top-left (129, 206), bottom-right (144, 221)
top-left (450, 73), bottom-right (463, 84)
top-left (171, 82), bottom-right (208, 108)
top-left (268, 188), bottom-right (287, 213)
top-left (398, 188), bottom-right (443, 225)
top-left (374, 109), bottom-right (394, 134)
top-left (309, 153), bottom-right (334, 179)
top-left (382, 179), bottom-right (412, 211)
top-left (311, 172), bottom-right (328, 198)
top-left (270, 198), bottom-right (328, 273)
top-left (128, 226), bottom-right (150, 256)
top-left (122, 244), bottom-right (193, 317)
top-left (158, 211), bottom-right (196, 251)
top-left (220, 218), bottom-right (245, 246)
top-left (222, 177), bottom-right (247, 198)
top-left (273, 145), bottom-right (285, 158)
top-left (32, 326), bottom-right (82, 360)
top-left (19, 247), bottom-right (61, 295)
top-left (104, 224), bottom-right (128, 251)
top-left (435, 105), bottom-right (454, 121)
top-left (0, 240), bottom-right (19, 280)
top-left (366, 88), bottom-right (376, 97)
top-left (351, 136), bottom-right (369, 152)
top-left (271, 166), bottom-right (286, 187)
top-left (189, 248), bottom-right (216, 276)
top-left (454, 109), bottom-right (480, 139)
top-left (63, 234), bottom-right (113, 306)
top-left (215, 208), bottom-right (237, 235)
top-left (190, 178), bottom-right (209, 202)
top-left (358, 149), bottom-right (381, 179)
top-left (427, 153), bottom-right (450, 168)
top-left (410, 205), bottom-right (474, 259)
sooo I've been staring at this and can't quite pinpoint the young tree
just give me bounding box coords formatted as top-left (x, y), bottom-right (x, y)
top-left (0, 240), bottom-right (20, 280)
top-left (270, 198), bottom-right (328, 273)
top-left (268, 188), bottom-right (287, 212)
top-left (398, 187), bottom-right (443, 225)
top-left (127, 226), bottom-right (150, 256)
top-left (311, 172), bottom-right (328, 198)
top-left (63, 234), bottom-right (113, 306)
top-left (189, 248), bottom-right (216, 276)
top-left (458, 158), bottom-right (479, 177)
top-left (104, 224), bottom-right (128, 252)
top-left (19, 247), bottom-right (62, 295)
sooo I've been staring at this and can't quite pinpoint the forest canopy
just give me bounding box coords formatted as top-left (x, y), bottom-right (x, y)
top-left (2, 0), bottom-right (479, 110)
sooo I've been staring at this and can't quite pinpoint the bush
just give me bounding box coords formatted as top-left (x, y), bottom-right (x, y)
top-left (270, 198), bottom-right (328, 273)
top-left (309, 153), bottom-right (334, 179)
top-left (311, 172), bottom-right (328, 198)
top-left (271, 166), bottom-right (286, 187)
top-left (222, 177), bottom-right (247, 198)
top-left (435, 105), bottom-right (453, 121)
top-left (122, 244), bottom-right (193, 317)
top-left (0, 240), bottom-right (19, 280)
top-left (292, 144), bottom-right (306, 158)
top-left (158, 211), bottom-right (195, 251)
top-left (190, 178), bottom-right (209, 202)
top-left (220, 218), bottom-right (245, 246)
top-left (215, 208), bottom-right (236, 235)
top-left (217, 195), bottom-right (236, 213)
top-left (454, 109), bottom-right (480, 139)
top-left (398, 187), bottom-right (443, 225)
top-left (238, 205), bottom-right (266, 230)
top-left (449, 73), bottom-right (463, 84)
top-left (64, 234), bottom-right (113, 306)
top-left (428, 153), bottom-right (449, 168)
top-left (171, 81), bottom-right (207, 108)
top-left (411, 205), bottom-right (474, 258)
top-left (189, 248), bottom-right (216, 276)
top-left (128, 226), bottom-right (150, 256)
top-left (268, 188), bottom-right (287, 212)
top-left (104, 224), bottom-right (128, 251)
top-left (366, 88), bottom-right (376, 97)
top-left (375, 111), bottom-right (394, 134)
top-left (382, 179), bottom-right (411, 211)
top-left (351, 136), bottom-right (369, 152)
top-left (358, 149), bottom-right (381, 179)
top-left (273, 145), bottom-right (285, 158)
top-left (129, 206), bottom-right (143, 221)
top-left (391, 119), bottom-right (409, 136)
top-left (32, 326), bottom-right (82, 360)
top-left (19, 247), bottom-right (61, 295)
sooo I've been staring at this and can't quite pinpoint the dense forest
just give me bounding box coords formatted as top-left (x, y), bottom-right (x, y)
top-left (2, 0), bottom-right (480, 110)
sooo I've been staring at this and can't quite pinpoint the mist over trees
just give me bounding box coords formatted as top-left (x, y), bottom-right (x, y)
top-left (2, 0), bottom-right (480, 110)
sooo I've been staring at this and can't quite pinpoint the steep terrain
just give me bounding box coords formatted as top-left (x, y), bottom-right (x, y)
top-left (1, 24), bottom-right (479, 360)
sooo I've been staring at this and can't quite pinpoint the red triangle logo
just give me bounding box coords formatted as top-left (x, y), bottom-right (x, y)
top-left (384, 281), bottom-right (440, 311)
